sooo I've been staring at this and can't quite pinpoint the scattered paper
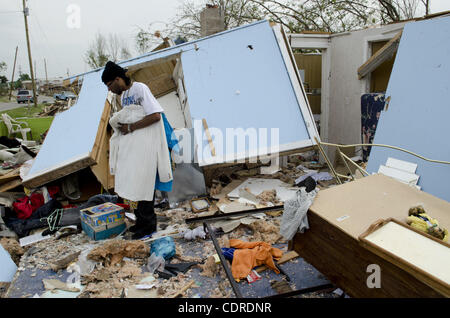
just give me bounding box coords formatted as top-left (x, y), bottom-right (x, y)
top-left (19, 232), bottom-right (51, 247)
top-left (135, 284), bottom-right (156, 290)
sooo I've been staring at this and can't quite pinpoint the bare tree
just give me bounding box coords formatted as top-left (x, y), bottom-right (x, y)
top-left (143, 0), bottom-right (429, 42)
top-left (84, 33), bottom-right (110, 69)
top-left (421, 0), bottom-right (430, 15)
top-left (135, 29), bottom-right (153, 55)
top-left (108, 34), bottom-right (132, 62)
top-left (251, 0), bottom-right (427, 33)
top-left (85, 33), bottom-right (133, 69)
top-left (135, 0), bottom-right (265, 44)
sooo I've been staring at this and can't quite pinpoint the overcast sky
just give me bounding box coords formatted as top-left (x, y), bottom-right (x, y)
top-left (1, 0), bottom-right (449, 79)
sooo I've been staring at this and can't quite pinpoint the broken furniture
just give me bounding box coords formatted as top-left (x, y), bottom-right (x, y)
top-left (290, 173), bottom-right (450, 297)
top-left (359, 218), bottom-right (449, 296)
top-left (1, 114), bottom-right (32, 141)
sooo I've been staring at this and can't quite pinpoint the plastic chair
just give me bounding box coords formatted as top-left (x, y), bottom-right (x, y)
top-left (1, 113), bottom-right (32, 141)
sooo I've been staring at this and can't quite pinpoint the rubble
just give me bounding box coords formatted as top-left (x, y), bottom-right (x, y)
top-left (0, 238), bottom-right (24, 265)
top-left (0, 147), bottom-right (351, 299)
top-left (87, 240), bottom-right (150, 266)
top-left (200, 255), bottom-right (221, 278)
top-left (256, 190), bottom-right (279, 205)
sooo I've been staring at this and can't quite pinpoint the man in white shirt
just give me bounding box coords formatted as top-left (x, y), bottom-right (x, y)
top-left (101, 61), bottom-right (171, 239)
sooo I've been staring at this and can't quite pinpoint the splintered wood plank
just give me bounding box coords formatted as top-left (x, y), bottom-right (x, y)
top-left (357, 30), bottom-right (402, 79)
top-left (202, 118), bottom-right (216, 157)
top-left (90, 100), bottom-right (111, 163)
top-left (22, 156), bottom-right (96, 189)
top-left (0, 178), bottom-right (22, 192)
top-left (0, 168), bottom-right (21, 186)
top-left (90, 123), bottom-right (115, 190)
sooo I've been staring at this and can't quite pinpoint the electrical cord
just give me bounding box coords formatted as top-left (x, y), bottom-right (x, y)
top-left (319, 142), bottom-right (450, 165)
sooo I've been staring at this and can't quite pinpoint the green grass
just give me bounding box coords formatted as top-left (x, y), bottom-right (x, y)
top-left (0, 104), bottom-right (54, 142)
top-left (0, 95), bottom-right (11, 103)
top-left (1, 103), bottom-right (47, 118)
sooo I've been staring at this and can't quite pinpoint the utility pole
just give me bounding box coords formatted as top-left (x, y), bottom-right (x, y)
top-left (22, 0), bottom-right (38, 107)
top-left (44, 58), bottom-right (48, 83)
top-left (44, 58), bottom-right (48, 94)
top-left (9, 46), bottom-right (18, 101)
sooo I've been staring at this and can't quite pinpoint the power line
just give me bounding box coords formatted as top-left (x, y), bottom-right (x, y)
top-left (27, 3), bottom-right (66, 78)
top-left (0, 10), bottom-right (22, 14)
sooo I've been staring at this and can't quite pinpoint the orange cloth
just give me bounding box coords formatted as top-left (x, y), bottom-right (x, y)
top-left (229, 239), bottom-right (283, 281)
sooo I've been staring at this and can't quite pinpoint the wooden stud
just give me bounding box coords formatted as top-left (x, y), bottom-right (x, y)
top-left (202, 118), bottom-right (216, 157)
top-left (358, 31), bottom-right (403, 79)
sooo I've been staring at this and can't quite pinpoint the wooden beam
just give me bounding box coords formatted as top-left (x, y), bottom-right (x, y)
top-left (0, 179), bottom-right (22, 192)
top-left (0, 168), bottom-right (21, 186)
top-left (358, 31), bottom-right (403, 79)
top-left (126, 54), bottom-right (180, 78)
top-left (22, 156), bottom-right (96, 189)
top-left (202, 118), bottom-right (216, 157)
top-left (90, 100), bottom-right (111, 163)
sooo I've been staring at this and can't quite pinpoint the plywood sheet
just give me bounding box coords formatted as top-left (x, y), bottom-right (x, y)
top-left (309, 174), bottom-right (450, 239)
top-left (367, 17), bottom-right (450, 201)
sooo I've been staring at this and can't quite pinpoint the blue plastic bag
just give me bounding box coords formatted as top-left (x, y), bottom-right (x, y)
top-left (150, 237), bottom-right (176, 260)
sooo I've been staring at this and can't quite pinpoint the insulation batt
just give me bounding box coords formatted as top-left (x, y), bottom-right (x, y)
top-left (280, 187), bottom-right (319, 240)
top-left (109, 104), bottom-right (172, 201)
top-left (184, 226), bottom-right (207, 241)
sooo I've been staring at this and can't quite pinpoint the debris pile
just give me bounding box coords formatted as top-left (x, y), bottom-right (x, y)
top-left (87, 240), bottom-right (150, 266)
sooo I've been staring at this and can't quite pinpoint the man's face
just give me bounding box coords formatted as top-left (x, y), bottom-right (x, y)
top-left (106, 77), bottom-right (124, 95)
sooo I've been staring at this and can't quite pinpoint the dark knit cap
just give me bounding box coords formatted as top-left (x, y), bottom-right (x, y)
top-left (101, 61), bottom-right (128, 84)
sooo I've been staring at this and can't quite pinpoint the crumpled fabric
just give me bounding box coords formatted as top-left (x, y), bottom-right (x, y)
top-left (12, 186), bottom-right (59, 220)
top-left (5, 194), bottom-right (118, 238)
top-left (229, 239), bottom-right (283, 281)
top-left (280, 187), bottom-right (319, 240)
top-left (109, 104), bottom-right (172, 201)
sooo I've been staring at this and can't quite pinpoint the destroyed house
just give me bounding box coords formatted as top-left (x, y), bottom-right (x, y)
top-left (21, 20), bottom-right (319, 191)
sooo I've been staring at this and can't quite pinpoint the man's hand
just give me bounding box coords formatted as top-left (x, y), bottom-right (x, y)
top-left (118, 123), bottom-right (132, 135)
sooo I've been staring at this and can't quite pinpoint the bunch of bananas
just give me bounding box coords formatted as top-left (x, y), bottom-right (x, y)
top-left (407, 206), bottom-right (448, 242)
